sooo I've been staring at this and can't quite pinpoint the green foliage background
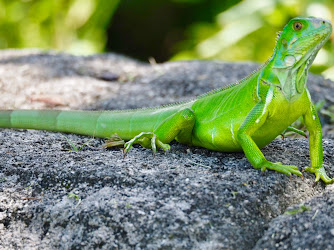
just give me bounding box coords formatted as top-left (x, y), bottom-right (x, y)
top-left (0, 0), bottom-right (119, 54)
top-left (0, 0), bottom-right (333, 78)
top-left (171, 0), bottom-right (334, 78)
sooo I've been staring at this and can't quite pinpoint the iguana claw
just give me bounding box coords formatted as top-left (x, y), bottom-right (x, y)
top-left (123, 132), bottom-right (171, 157)
top-left (260, 161), bottom-right (302, 177)
top-left (304, 166), bottom-right (334, 184)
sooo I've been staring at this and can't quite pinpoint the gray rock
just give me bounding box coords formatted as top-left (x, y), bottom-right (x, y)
top-left (0, 50), bottom-right (333, 249)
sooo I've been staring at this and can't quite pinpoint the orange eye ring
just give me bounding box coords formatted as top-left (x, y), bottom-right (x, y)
top-left (293, 22), bottom-right (303, 31)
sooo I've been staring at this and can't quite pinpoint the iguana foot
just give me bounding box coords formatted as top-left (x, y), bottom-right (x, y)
top-left (123, 132), bottom-right (170, 157)
top-left (260, 161), bottom-right (302, 177)
top-left (304, 166), bottom-right (334, 184)
top-left (103, 133), bottom-right (125, 148)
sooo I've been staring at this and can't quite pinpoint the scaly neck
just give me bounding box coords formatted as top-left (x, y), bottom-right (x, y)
top-left (260, 55), bottom-right (308, 101)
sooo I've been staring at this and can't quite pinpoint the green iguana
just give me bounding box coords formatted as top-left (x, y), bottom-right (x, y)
top-left (0, 17), bottom-right (333, 184)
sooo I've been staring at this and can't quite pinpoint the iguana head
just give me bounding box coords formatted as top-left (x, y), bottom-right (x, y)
top-left (273, 16), bottom-right (332, 70)
top-left (264, 17), bottom-right (332, 100)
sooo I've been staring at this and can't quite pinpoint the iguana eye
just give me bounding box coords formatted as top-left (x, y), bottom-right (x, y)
top-left (293, 22), bottom-right (302, 31)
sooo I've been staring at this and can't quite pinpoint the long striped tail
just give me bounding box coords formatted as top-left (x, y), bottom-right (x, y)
top-left (0, 110), bottom-right (107, 137)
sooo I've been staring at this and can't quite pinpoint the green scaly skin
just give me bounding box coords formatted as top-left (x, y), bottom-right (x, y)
top-left (0, 17), bottom-right (332, 184)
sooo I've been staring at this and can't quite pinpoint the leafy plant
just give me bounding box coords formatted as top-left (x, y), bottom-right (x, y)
top-left (0, 0), bottom-right (120, 54)
top-left (62, 135), bottom-right (94, 152)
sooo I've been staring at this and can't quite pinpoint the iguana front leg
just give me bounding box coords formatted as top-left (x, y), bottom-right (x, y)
top-left (237, 88), bottom-right (302, 177)
top-left (303, 103), bottom-right (334, 184)
top-left (123, 108), bottom-right (195, 156)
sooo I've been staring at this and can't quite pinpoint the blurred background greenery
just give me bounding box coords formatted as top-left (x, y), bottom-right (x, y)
top-left (1, 0), bottom-right (334, 79)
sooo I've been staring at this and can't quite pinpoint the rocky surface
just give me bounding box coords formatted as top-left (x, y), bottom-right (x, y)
top-left (0, 50), bottom-right (334, 249)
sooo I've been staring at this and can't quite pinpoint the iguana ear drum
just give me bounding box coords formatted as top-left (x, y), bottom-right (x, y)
top-left (284, 55), bottom-right (296, 66)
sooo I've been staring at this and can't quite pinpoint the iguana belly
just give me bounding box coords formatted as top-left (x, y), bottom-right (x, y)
top-left (191, 91), bottom-right (309, 152)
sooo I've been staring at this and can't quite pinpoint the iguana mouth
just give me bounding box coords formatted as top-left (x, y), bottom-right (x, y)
top-left (294, 26), bottom-right (331, 70)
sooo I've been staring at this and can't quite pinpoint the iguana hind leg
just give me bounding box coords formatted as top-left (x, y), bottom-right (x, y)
top-left (281, 126), bottom-right (307, 139)
top-left (124, 108), bottom-right (195, 157)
